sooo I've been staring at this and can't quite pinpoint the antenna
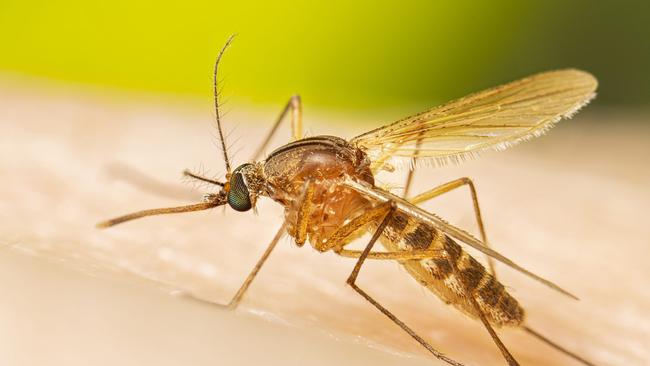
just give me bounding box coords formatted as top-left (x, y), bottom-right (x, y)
top-left (213, 34), bottom-right (236, 175)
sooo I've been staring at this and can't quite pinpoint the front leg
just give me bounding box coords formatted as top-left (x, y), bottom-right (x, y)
top-left (216, 223), bottom-right (286, 310)
top-left (294, 180), bottom-right (315, 247)
top-left (294, 186), bottom-right (444, 258)
top-left (291, 182), bottom-right (393, 252)
top-left (318, 202), bottom-right (394, 252)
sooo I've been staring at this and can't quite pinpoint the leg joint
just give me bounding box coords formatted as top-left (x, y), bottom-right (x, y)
top-left (458, 176), bottom-right (475, 188)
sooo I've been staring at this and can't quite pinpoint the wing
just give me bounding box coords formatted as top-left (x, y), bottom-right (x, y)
top-left (351, 69), bottom-right (598, 169)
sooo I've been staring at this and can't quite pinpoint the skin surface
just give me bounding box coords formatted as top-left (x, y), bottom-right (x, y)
top-left (0, 79), bottom-right (648, 365)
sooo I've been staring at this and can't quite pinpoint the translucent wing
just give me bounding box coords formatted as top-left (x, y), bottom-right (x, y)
top-left (351, 69), bottom-right (597, 169)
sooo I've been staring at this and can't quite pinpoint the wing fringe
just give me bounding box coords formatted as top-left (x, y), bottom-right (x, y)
top-left (352, 69), bottom-right (598, 170)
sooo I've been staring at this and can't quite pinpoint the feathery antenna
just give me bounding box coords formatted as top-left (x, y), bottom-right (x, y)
top-left (214, 34), bottom-right (236, 174)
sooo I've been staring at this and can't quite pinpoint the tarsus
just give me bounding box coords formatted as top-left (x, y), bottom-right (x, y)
top-left (523, 325), bottom-right (598, 366)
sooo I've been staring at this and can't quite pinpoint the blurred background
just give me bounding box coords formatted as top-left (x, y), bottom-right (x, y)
top-left (1, 0), bottom-right (649, 113)
top-left (1, 2), bottom-right (649, 366)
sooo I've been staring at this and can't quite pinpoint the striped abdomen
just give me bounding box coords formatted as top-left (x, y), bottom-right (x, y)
top-left (379, 212), bottom-right (525, 327)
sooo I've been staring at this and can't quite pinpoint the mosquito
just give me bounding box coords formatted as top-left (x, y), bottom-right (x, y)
top-left (98, 35), bottom-right (599, 366)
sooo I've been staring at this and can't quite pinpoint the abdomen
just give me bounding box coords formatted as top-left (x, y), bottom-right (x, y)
top-left (379, 212), bottom-right (525, 327)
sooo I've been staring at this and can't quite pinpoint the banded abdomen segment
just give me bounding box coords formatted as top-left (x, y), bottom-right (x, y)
top-left (379, 212), bottom-right (524, 327)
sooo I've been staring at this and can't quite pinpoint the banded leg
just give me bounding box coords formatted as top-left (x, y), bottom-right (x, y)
top-left (252, 95), bottom-right (303, 161)
top-left (408, 177), bottom-right (497, 278)
top-left (216, 223), bottom-right (286, 310)
top-left (344, 201), bottom-right (466, 366)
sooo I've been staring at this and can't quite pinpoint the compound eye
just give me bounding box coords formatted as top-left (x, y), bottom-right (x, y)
top-left (227, 172), bottom-right (252, 212)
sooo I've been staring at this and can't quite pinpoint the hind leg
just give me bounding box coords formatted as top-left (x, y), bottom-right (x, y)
top-left (343, 201), bottom-right (466, 366)
top-left (468, 295), bottom-right (520, 366)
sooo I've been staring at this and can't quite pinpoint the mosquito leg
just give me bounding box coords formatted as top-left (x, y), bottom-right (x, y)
top-left (251, 95), bottom-right (302, 161)
top-left (293, 181), bottom-right (391, 251)
top-left (468, 296), bottom-right (520, 366)
top-left (335, 248), bottom-right (442, 260)
top-left (402, 134), bottom-right (425, 198)
top-left (344, 178), bottom-right (578, 299)
top-left (402, 168), bottom-right (417, 199)
top-left (408, 177), bottom-right (497, 278)
top-left (211, 223), bottom-right (287, 310)
top-left (343, 202), bottom-right (466, 366)
top-left (522, 326), bottom-right (598, 366)
top-left (294, 180), bottom-right (315, 246)
top-left (303, 197), bottom-right (441, 260)
top-left (316, 201), bottom-right (395, 252)
top-left (331, 195), bottom-right (524, 366)
top-left (432, 232), bottom-right (520, 365)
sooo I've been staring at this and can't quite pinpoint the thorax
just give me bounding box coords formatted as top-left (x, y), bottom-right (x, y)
top-left (261, 136), bottom-right (376, 249)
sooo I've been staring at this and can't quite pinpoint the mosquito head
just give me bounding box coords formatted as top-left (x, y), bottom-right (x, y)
top-left (226, 163), bottom-right (265, 212)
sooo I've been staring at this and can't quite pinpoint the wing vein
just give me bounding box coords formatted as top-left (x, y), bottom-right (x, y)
top-left (351, 69), bottom-right (597, 169)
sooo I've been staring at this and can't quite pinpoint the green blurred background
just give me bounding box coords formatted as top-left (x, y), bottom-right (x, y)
top-left (1, 0), bottom-right (648, 111)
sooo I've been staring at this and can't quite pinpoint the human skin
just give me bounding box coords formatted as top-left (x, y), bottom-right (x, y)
top-left (0, 79), bottom-right (647, 366)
